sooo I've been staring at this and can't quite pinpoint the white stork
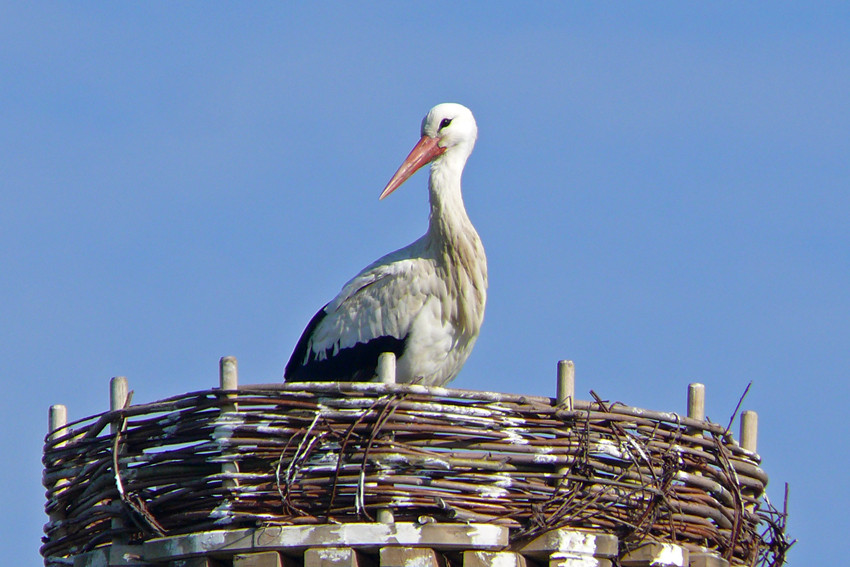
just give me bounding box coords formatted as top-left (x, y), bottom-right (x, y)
top-left (284, 103), bottom-right (487, 386)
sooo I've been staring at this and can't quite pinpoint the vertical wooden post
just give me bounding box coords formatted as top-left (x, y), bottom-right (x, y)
top-left (556, 360), bottom-right (575, 408)
top-left (687, 383), bottom-right (705, 421)
top-left (375, 352), bottom-right (396, 522)
top-left (47, 404), bottom-right (68, 527)
top-left (48, 404), bottom-right (68, 441)
top-left (555, 360), bottom-right (575, 488)
top-left (110, 376), bottom-right (129, 544)
top-left (110, 376), bottom-right (129, 426)
top-left (220, 356), bottom-right (240, 492)
top-left (740, 410), bottom-right (759, 514)
top-left (377, 508), bottom-right (395, 524)
top-left (220, 356), bottom-right (239, 411)
top-left (740, 410), bottom-right (758, 453)
top-left (377, 352), bottom-right (396, 384)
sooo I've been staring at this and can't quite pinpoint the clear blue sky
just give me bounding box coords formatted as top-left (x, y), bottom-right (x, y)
top-left (3, 3), bottom-right (847, 564)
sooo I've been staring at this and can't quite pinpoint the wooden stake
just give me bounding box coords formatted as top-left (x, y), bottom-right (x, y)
top-left (109, 376), bottom-right (129, 544)
top-left (688, 383), bottom-right (705, 421)
top-left (741, 410), bottom-right (758, 453)
top-left (377, 352), bottom-right (396, 384)
top-left (220, 356), bottom-right (239, 410)
top-left (556, 360), bottom-right (575, 408)
top-left (219, 356), bottom-right (240, 492)
top-left (110, 376), bottom-right (129, 431)
top-left (377, 508), bottom-right (395, 524)
top-left (220, 356), bottom-right (239, 388)
top-left (48, 404), bottom-right (67, 441)
top-left (47, 404), bottom-right (69, 527)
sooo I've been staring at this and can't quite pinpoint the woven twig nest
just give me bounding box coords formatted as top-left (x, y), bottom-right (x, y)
top-left (42, 382), bottom-right (789, 565)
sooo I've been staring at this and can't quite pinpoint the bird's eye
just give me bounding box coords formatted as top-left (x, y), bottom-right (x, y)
top-left (439, 118), bottom-right (453, 130)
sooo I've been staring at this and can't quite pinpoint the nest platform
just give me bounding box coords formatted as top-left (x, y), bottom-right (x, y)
top-left (42, 363), bottom-right (790, 567)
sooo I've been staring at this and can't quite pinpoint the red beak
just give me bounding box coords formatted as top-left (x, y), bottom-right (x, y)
top-left (379, 135), bottom-right (446, 200)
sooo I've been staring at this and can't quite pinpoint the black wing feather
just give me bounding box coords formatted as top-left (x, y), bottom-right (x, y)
top-left (284, 305), bottom-right (408, 382)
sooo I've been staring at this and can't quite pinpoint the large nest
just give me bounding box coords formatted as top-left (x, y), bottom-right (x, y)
top-left (42, 382), bottom-right (790, 565)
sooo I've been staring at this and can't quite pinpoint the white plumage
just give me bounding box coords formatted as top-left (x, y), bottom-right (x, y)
top-left (285, 103), bottom-right (487, 386)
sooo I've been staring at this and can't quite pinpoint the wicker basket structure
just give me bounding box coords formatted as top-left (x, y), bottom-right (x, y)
top-left (42, 380), bottom-right (790, 566)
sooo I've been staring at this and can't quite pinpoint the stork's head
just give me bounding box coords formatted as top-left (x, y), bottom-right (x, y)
top-left (380, 103), bottom-right (477, 200)
top-left (421, 103), bottom-right (478, 152)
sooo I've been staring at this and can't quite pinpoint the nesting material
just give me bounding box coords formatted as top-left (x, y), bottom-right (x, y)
top-left (42, 382), bottom-right (789, 566)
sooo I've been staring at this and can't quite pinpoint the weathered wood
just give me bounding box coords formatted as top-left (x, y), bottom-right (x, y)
top-left (304, 547), bottom-right (368, 567)
top-left (556, 360), bottom-right (575, 407)
top-left (219, 356), bottom-right (240, 493)
top-left (516, 529), bottom-right (617, 561)
top-left (142, 524), bottom-right (509, 562)
top-left (110, 376), bottom-right (130, 546)
top-left (49, 404), bottom-right (68, 439)
top-left (549, 553), bottom-right (612, 567)
top-left (47, 404), bottom-right (68, 527)
top-left (740, 410), bottom-right (758, 453)
top-left (110, 376), bottom-right (129, 424)
top-left (220, 356), bottom-right (239, 397)
top-left (377, 508), bottom-right (395, 524)
top-left (377, 352), bottom-right (396, 384)
top-left (380, 547), bottom-right (441, 567)
top-left (619, 542), bottom-right (688, 566)
top-left (233, 551), bottom-right (286, 567)
top-left (688, 552), bottom-right (729, 567)
top-left (463, 551), bottom-right (527, 567)
top-left (687, 383), bottom-right (705, 421)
